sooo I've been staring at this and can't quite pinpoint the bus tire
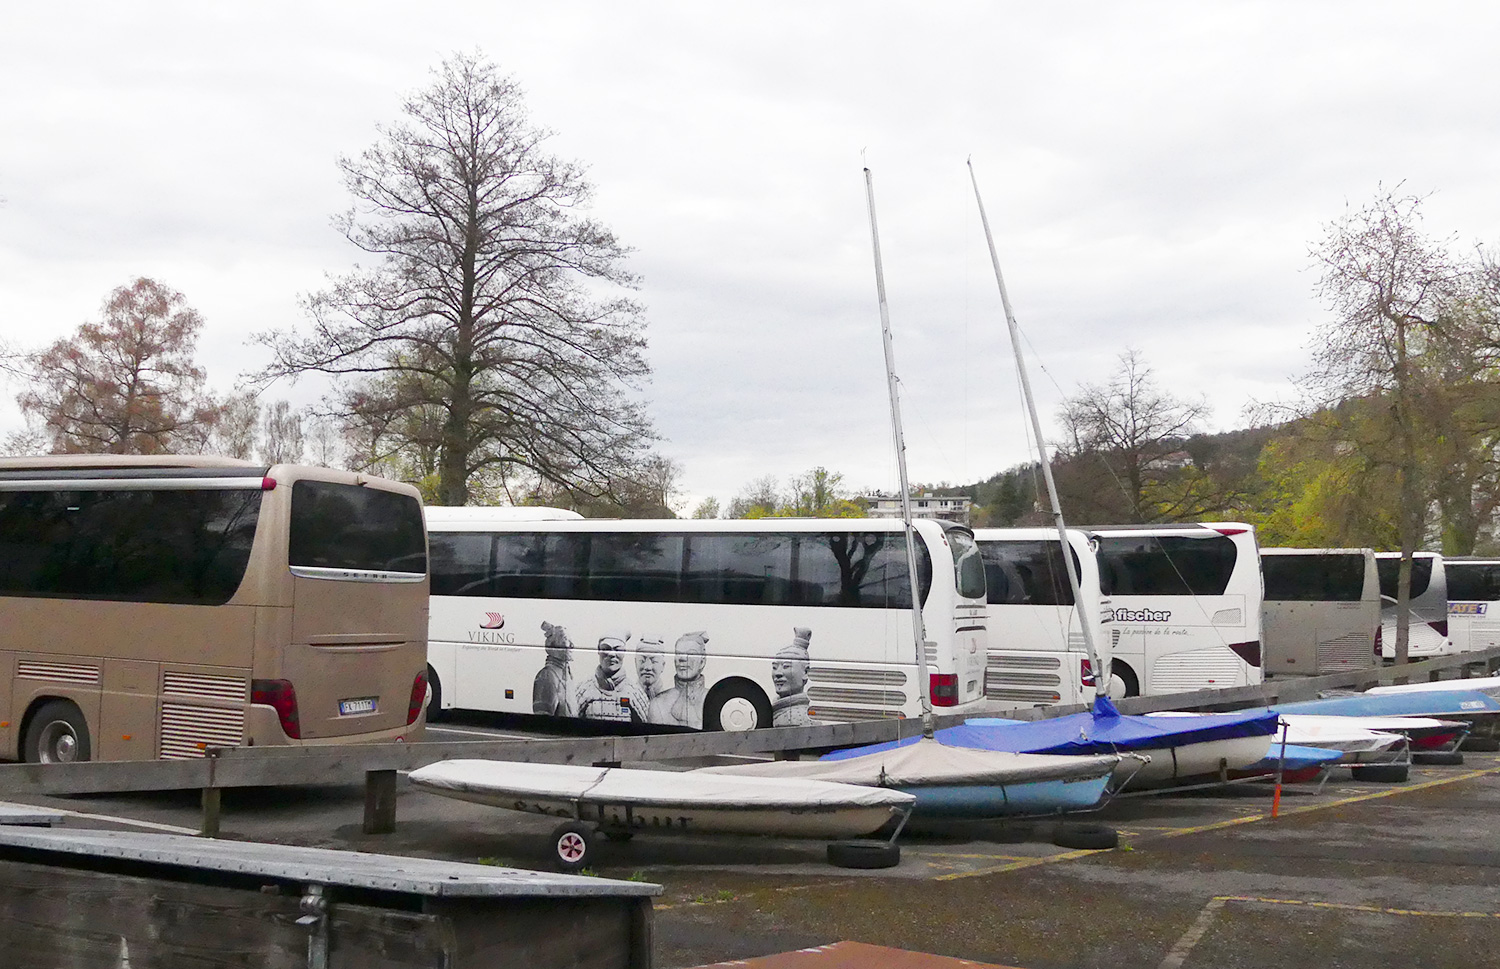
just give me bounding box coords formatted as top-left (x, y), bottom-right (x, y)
top-left (704, 680), bottom-right (772, 732)
top-left (1351, 763), bottom-right (1409, 783)
top-left (1052, 822), bottom-right (1118, 851)
top-left (23, 700), bottom-right (92, 764)
top-left (1461, 736), bottom-right (1500, 752)
top-left (1110, 661), bottom-right (1140, 699)
top-left (1413, 750), bottom-right (1465, 766)
top-left (425, 665), bottom-right (448, 723)
top-left (827, 839), bottom-right (901, 869)
top-left (550, 821), bottom-right (596, 873)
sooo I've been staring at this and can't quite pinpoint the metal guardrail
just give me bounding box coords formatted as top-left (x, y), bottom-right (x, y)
top-left (0, 646), bottom-right (1496, 834)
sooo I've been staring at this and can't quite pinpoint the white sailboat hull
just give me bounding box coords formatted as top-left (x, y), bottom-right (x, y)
top-left (408, 760), bottom-right (913, 839)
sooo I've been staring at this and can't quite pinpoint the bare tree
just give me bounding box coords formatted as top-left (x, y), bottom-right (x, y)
top-left (253, 52), bottom-right (655, 505)
top-left (727, 475), bottom-right (781, 519)
top-left (14, 278), bottom-right (221, 454)
top-left (691, 496), bottom-right (722, 519)
top-left (1306, 187), bottom-right (1469, 664)
top-left (1056, 349), bottom-right (1212, 523)
top-left (260, 399), bottom-right (306, 465)
top-left (205, 391), bottom-right (261, 460)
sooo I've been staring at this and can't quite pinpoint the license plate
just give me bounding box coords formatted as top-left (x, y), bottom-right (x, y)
top-left (339, 697), bottom-right (378, 716)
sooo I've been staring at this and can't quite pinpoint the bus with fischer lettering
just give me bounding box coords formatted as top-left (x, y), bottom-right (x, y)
top-left (1092, 523), bottom-right (1264, 697)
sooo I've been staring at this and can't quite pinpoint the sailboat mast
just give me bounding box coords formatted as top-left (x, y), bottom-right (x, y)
top-left (967, 160), bottom-right (1107, 700)
top-left (862, 167), bottom-right (936, 738)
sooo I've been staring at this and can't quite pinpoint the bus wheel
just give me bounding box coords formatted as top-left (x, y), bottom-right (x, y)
top-left (704, 681), bottom-right (772, 732)
top-left (1110, 661), bottom-right (1140, 699)
top-left (23, 700), bottom-right (92, 764)
top-left (425, 666), bottom-right (448, 723)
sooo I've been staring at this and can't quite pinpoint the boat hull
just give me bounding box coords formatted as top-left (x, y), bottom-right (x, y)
top-left (409, 760), bottom-right (912, 839)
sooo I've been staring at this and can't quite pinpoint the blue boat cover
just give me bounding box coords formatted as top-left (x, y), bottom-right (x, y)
top-left (1240, 744), bottom-right (1343, 773)
top-left (822, 696), bottom-right (1281, 759)
top-left (1272, 690), bottom-right (1500, 719)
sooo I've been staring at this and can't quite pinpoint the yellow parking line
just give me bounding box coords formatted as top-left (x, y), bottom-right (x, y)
top-left (923, 851), bottom-right (1034, 861)
top-left (934, 765), bottom-right (1500, 882)
top-left (1218, 894), bottom-right (1500, 918)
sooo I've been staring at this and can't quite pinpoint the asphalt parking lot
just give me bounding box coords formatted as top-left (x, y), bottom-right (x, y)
top-left (9, 740), bottom-right (1500, 969)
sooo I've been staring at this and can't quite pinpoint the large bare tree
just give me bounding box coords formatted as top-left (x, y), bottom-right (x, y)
top-left (1056, 349), bottom-right (1213, 523)
top-left (13, 277), bottom-right (221, 454)
top-left (254, 52), bottom-right (655, 505)
top-left (1305, 187), bottom-right (1470, 663)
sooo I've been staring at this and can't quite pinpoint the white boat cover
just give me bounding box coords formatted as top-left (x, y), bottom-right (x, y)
top-left (409, 760), bottom-right (916, 811)
top-left (1367, 676), bottom-right (1500, 700)
top-left (695, 738), bottom-right (1120, 786)
top-left (1276, 715), bottom-right (1405, 754)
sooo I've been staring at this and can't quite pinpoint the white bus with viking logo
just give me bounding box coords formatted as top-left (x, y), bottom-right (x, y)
top-left (423, 511), bottom-right (990, 730)
top-left (1092, 523), bottom-right (1265, 697)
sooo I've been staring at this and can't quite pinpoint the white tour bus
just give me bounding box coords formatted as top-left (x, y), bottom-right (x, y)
top-left (1443, 557), bottom-right (1500, 653)
top-left (1092, 523), bottom-right (1265, 697)
top-left (972, 528), bottom-right (1112, 708)
top-left (424, 512), bottom-right (990, 730)
top-left (1374, 551), bottom-right (1453, 660)
top-left (1260, 548), bottom-right (1380, 676)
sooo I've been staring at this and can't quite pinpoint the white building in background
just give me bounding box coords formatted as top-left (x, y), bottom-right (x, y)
top-left (862, 492), bottom-right (972, 525)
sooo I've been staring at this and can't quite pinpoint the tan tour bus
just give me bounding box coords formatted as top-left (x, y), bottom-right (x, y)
top-left (0, 455), bottom-right (430, 763)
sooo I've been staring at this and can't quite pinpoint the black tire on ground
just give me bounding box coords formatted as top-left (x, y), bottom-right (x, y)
top-left (1351, 763), bottom-right (1410, 783)
top-left (22, 699), bottom-right (92, 764)
top-left (1052, 822), bottom-right (1119, 851)
top-left (703, 680), bottom-right (773, 732)
top-left (1413, 750), bottom-right (1465, 766)
top-left (425, 666), bottom-right (448, 723)
top-left (827, 839), bottom-right (901, 869)
top-left (1110, 661), bottom-right (1140, 699)
top-left (550, 821), bottom-right (596, 873)
top-left (1461, 736), bottom-right (1500, 752)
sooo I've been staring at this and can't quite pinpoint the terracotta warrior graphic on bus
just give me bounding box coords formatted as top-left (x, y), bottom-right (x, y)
top-left (771, 627), bottom-right (814, 727)
top-left (574, 630), bottom-right (652, 723)
top-left (653, 631), bottom-right (710, 728)
top-left (532, 621), bottom-right (576, 717)
top-left (526, 619), bottom-right (820, 729)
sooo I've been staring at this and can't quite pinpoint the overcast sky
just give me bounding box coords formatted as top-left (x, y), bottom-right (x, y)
top-left (3, 2), bottom-right (1498, 511)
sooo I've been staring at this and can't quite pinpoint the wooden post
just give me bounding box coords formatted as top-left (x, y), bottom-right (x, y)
top-left (364, 769), bottom-right (398, 835)
top-left (200, 787), bottom-right (221, 839)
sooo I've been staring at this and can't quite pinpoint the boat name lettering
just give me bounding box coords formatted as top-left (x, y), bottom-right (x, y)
top-left (1109, 607), bottom-right (1172, 623)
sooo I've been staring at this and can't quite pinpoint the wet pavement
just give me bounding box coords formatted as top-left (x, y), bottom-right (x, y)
top-left (6, 753), bottom-right (1499, 968)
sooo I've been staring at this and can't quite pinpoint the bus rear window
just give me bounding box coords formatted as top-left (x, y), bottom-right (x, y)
top-left (0, 488), bottom-right (261, 605)
top-left (1096, 534), bottom-right (1237, 597)
top-left (289, 482), bottom-right (427, 575)
top-left (980, 539), bottom-right (1081, 606)
top-left (1376, 557), bottom-right (1433, 600)
top-left (1262, 554), bottom-right (1366, 602)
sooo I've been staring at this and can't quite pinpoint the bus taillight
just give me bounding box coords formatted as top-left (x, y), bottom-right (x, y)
top-left (1080, 658), bottom-right (1096, 688)
top-left (408, 670), bottom-right (429, 726)
top-left (930, 672), bottom-right (959, 706)
top-left (251, 679), bottom-right (301, 740)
